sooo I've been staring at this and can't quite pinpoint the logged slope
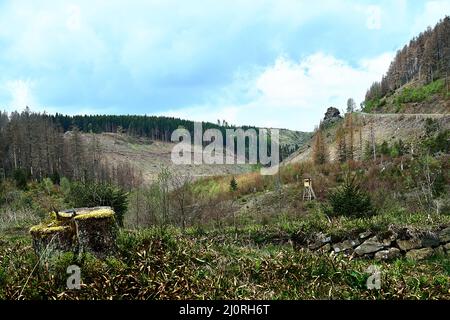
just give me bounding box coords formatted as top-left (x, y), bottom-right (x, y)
top-left (364, 78), bottom-right (450, 114)
top-left (80, 132), bottom-right (252, 183)
top-left (285, 112), bottom-right (450, 164)
top-left (79, 129), bottom-right (311, 183)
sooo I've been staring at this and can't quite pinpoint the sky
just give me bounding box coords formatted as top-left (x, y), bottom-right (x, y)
top-left (0, 0), bottom-right (449, 131)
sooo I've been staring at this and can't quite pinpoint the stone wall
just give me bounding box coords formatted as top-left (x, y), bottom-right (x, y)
top-left (304, 225), bottom-right (450, 261)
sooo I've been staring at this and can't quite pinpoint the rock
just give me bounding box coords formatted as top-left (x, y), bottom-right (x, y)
top-left (443, 243), bottom-right (450, 253)
top-left (438, 227), bottom-right (450, 243)
top-left (397, 232), bottom-right (439, 250)
top-left (421, 232), bottom-right (440, 248)
top-left (358, 231), bottom-right (372, 240)
top-left (379, 230), bottom-right (398, 247)
top-left (397, 238), bottom-right (422, 251)
top-left (333, 239), bottom-right (359, 253)
top-left (397, 227), bottom-right (415, 240)
top-left (320, 243), bottom-right (332, 253)
top-left (405, 248), bottom-right (434, 261)
top-left (322, 107), bottom-right (342, 126)
top-left (354, 237), bottom-right (384, 256)
top-left (308, 232), bottom-right (331, 250)
top-left (374, 248), bottom-right (401, 261)
top-left (434, 246), bottom-right (446, 256)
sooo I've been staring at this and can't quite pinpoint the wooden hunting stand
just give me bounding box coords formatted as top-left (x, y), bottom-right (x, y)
top-left (303, 178), bottom-right (316, 201)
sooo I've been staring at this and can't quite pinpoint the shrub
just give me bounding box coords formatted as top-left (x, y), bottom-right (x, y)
top-left (229, 177), bottom-right (238, 192)
top-left (328, 175), bottom-right (374, 218)
top-left (41, 178), bottom-right (54, 195)
top-left (424, 129), bottom-right (450, 154)
top-left (394, 79), bottom-right (444, 104)
top-left (60, 177), bottom-right (71, 197)
top-left (362, 97), bottom-right (385, 112)
top-left (69, 182), bottom-right (129, 227)
top-left (13, 168), bottom-right (28, 190)
top-left (50, 171), bottom-right (61, 185)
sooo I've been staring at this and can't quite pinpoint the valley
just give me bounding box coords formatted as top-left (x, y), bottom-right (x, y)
top-left (0, 8), bottom-right (450, 303)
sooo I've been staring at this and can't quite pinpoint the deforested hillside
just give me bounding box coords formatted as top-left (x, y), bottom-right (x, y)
top-left (364, 16), bottom-right (450, 114)
top-left (285, 112), bottom-right (450, 164)
top-left (0, 109), bottom-right (310, 186)
top-left (364, 78), bottom-right (450, 114)
top-left (287, 18), bottom-right (450, 165)
top-left (79, 132), bottom-right (252, 184)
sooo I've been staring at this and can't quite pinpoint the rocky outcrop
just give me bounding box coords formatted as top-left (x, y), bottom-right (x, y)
top-left (301, 225), bottom-right (450, 261)
top-left (322, 107), bottom-right (342, 126)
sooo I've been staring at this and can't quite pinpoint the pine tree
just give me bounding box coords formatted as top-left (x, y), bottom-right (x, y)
top-left (230, 176), bottom-right (238, 192)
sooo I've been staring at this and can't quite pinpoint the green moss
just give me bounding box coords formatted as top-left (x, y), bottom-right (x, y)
top-left (74, 208), bottom-right (115, 221)
top-left (29, 223), bottom-right (69, 235)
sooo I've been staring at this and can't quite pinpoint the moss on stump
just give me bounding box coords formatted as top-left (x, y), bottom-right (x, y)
top-left (29, 206), bottom-right (117, 258)
top-left (74, 207), bottom-right (117, 258)
top-left (30, 223), bottom-right (76, 256)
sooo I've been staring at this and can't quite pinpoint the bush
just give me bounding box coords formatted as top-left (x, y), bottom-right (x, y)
top-left (50, 171), bottom-right (61, 185)
top-left (328, 175), bottom-right (374, 218)
top-left (424, 130), bottom-right (450, 154)
top-left (69, 182), bottom-right (129, 227)
top-left (60, 177), bottom-right (71, 197)
top-left (362, 97), bottom-right (385, 112)
top-left (394, 79), bottom-right (444, 104)
top-left (13, 168), bottom-right (28, 190)
top-left (41, 178), bottom-right (54, 195)
top-left (229, 177), bottom-right (238, 192)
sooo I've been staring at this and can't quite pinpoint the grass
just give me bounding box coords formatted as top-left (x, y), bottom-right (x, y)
top-left (0, 226), bottom-right (448, 300)
top-left (1, 178), bottom-right (449, 299)
top-left (394, 79), bottom-right (445, 104)
top-left (0, 143), bottom-right (448, 299)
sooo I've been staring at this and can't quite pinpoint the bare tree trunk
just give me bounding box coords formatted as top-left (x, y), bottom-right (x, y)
top-left (370, 124), bottom-right (376, 161)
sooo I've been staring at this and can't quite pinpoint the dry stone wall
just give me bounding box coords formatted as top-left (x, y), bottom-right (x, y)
top-left (304, 225), bottom-right (450, 261)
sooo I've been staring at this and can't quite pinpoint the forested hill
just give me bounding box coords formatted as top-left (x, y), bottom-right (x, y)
top-left (0, 109), bottom-right (310, 184)
top-left (52, 113), bottom-right (237, 141)
top-left (364, 16), bottom-right (450, 113)
top-left (50, 113), bottom-right (310, 158)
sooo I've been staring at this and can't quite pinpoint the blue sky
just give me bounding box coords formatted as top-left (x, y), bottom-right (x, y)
top-left (0, 0), bottom-right (449, 131)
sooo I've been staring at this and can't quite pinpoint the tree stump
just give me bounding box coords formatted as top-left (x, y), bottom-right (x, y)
top-left (30, 207), bottom-right (117, 259)
top-left (74, 207), bottom-right (118, 258)
top-left (30, 224), bottom-right (76, 257)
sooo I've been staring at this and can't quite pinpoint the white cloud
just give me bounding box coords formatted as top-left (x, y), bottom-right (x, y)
top-left (66, 5), bottom-right (82, 31)
top-left (366, 5), bottom-right (382, 30)
top-left (411, 1), bottom-right (450, 35)
top-left (165, 52), bottom-right (394, 131)
top-left (4, 80), bottom-right (36, 111)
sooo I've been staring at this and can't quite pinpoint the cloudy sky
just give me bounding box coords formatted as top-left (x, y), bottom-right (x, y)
top-left (0, 0), bottom-right (449, 131)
